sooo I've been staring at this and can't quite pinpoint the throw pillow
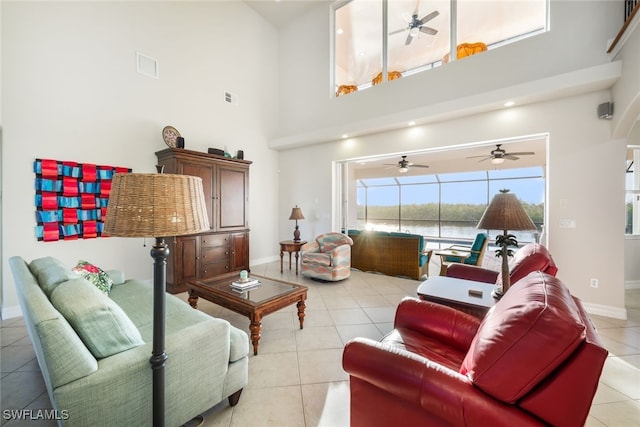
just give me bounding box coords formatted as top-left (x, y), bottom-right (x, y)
top-left (50, 278), bottom-right (145, 359)
top-left (29, 257), bottom-right (79, 297)
top-left (72, 260), bottom-right (113, 295)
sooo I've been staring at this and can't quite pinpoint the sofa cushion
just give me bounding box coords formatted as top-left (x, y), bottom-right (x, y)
top-left (50, 278), bottom-right (144, 358)
top-left (72, 260), bottom-right (114, 294)
top-left (460, 272), bottom-right (585, 403)
top-left (29, 256), bottom-right (79, 297)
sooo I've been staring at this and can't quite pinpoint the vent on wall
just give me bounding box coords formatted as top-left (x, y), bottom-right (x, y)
top-left (224, 91), bottom-right (239, 106)
top-left (136, 52), bottom-right (158, 79)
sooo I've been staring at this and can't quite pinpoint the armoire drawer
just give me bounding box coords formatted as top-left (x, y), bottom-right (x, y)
top-left (201, 261), bottom-right (231, 279)
top-left (201, 233), bottom-right (231, 247)
top-left (201, 246), bottom-right (230, 261)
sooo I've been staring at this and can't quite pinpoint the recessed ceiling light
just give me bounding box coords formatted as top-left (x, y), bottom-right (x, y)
top-left (341, 134), bottom-right (348, 139)
top-left (408, 121), bottom-right (416, 126)
top-left (358, 51), bottom-right (365, 57)
top-left (336, 28), bottom-right (344, 35)
top-left (504, 101), bottom-right (515, 107)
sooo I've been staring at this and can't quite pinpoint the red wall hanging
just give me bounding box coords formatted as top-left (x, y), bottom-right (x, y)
top-left (34, 159), bottom-right (131, 242)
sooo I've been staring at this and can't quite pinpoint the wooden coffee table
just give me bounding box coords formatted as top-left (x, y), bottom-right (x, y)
top-left (186, 275), bottom-right (308, 355)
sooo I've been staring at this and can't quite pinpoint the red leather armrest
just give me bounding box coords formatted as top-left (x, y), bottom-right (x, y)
top-left (446, 263), bottom-right (499, 283)
top-left (343, 338), bottom-right (544, 427)
top-left (394, 298), bottom-right (481, 351)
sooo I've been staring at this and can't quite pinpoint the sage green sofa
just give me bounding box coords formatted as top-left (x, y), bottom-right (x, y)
top-left (9, 256), bottom-right (249, 427)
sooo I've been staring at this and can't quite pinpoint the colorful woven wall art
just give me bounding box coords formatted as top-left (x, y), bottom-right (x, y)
top-left (34, 159), bottom-right (132, 242)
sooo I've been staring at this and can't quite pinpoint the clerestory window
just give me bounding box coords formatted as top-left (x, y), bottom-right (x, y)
top-left (333, 0), bottom-right (548, 97)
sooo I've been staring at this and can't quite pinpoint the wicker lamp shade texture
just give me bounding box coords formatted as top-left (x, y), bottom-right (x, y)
top-left (477, 192), bottom-right (536, 232)
top-left (104, 173), bottom-right (210, 238)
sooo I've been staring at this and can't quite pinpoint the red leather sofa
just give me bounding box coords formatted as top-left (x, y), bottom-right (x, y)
top-left (446, 242), bottom-right (558, 285)
top-left (342, 272), bottom-right (607, 427)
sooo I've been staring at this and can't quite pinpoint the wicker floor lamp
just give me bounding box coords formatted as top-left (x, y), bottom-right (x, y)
top-left (477, 189), bottom-right (537, 299)
top-left (103, 173), bottom-right (210, 426)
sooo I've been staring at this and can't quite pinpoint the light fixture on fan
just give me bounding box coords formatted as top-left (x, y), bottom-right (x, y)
top-left (384, 155), bottom-right (429, 174)
top-left (389, 9), bottom-right (439, 46)
top-left (467, 144), bottom-right (535, 163)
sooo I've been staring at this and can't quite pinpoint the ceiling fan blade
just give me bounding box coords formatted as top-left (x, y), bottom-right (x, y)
top-left (506, 151), bottom-right (535, 156)
top-left (419, 10), bottom-right (439, 24)
top-left (505, 155), bottom-right (520, 161)
top-left (477, 157), bottom-right (492, 162)
top-left (389, 27), bottom-right (407, 35)
top-left (405, 33), bottom-right (413, 45)
top-left (412, 164), bottom-right (430, 168)
top-left (420, 26), bottom-right (438, 35)
top-left (466, 154), bottom-right (489, 159)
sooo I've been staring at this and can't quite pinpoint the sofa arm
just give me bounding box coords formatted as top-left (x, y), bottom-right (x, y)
top-left (343, 338), bottom-right (543, 427)
top-left (394, 298), bottom-right (481, 351)
top-left (446, 263), bottom-right (499, 283)
top-left (329, 244), bottom-right (351, 263)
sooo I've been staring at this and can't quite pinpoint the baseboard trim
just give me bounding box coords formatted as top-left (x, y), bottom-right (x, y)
top-left (581, 302), bottom-right (628, 320)
top-left (250, 255), bottom-right (280, 267)
top-left (2, 305), bottom-right (23, 320)
top-left (625, 280), bottom-right (640, 289)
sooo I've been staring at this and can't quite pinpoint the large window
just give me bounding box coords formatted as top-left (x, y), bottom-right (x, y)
top-left (334, 0), bottom-right (548, 96)
top-left (354, 167), bottom-right (544, 243)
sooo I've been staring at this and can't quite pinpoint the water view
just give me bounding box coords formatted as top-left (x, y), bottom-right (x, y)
top-left (352, 219), bottom-right (541, 246)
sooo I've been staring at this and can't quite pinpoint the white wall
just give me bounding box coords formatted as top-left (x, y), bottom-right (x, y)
top-left (1, 1), bottom-right (280, 317)
top-left (279, 90), bottom-right (627, 317)
top-left (272, 0), bottom-right (632, 318)
top-left (274, 0), bottom-right (621, 147)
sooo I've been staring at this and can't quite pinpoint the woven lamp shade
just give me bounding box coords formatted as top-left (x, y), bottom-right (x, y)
top-left (104, 173), bottom-right (210, 238)
top-left (477, 192), bottom-right (536, 232)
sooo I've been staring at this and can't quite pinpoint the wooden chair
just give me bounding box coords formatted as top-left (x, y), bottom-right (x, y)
top-left (437, 232), bottom-right (489, 275)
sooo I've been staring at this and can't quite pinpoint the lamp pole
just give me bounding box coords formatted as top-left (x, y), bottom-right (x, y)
top-left (150, 238), bottom-right (169, 427)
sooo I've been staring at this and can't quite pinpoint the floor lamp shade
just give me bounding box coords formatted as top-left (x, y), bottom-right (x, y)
top-left (103, 173), bottom-right (210, 238)
top-left (477, 191), bottom-right (536, 233)
top-left (103, 173), bottom-right (209, 426)
top-left (477, 190), bottom-right (536, 298)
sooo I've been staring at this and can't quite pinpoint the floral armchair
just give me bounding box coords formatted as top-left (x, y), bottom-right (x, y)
top-left (301, 232), bottom-right (353, 281)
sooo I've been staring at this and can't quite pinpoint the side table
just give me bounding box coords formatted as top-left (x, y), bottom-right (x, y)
top-left (416, 276), bottom-right (497, 318)
top-left (279, 240), bottom-right (307, 274)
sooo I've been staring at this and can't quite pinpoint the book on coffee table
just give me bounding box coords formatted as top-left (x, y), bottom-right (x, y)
top-left (231, 279), bottom-right (261, 291)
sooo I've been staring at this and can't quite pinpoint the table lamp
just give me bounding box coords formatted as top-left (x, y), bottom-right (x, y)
top-left (477, 189), bottom-right (536, 298)
top-left (289, 205), bottom-right (305, 242)
top-left (103, 173), bottom-right (210, 426)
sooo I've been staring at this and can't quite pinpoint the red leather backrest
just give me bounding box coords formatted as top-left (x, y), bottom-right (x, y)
top-left (497, 243), bottom-right (558, 286)
top-left (460, 272), bottom-right (585, 403)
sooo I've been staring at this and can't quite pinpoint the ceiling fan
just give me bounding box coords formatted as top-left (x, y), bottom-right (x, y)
top-left (467, 144), bottom-right (535, 164)
top-left (384, 155), bottom-right (429, 173)
top-left (389, 7), bottom-right (439, 46)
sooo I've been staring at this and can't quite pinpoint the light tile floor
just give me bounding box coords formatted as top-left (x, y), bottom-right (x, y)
top-left (2, 259), bottom-right (640, 426)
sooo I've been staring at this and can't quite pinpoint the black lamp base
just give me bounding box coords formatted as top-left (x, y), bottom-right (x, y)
top-left (150, 238), bottom-right (169, 427)
top-left (293, 225), bottom-right (301, 242)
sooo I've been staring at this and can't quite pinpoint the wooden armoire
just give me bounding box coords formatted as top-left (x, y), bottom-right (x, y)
top-left (156, 148), bottom-right (251, 293)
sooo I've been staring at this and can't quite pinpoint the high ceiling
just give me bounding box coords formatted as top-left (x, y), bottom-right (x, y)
top-left (244, 0), bottom-right (330, 28)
